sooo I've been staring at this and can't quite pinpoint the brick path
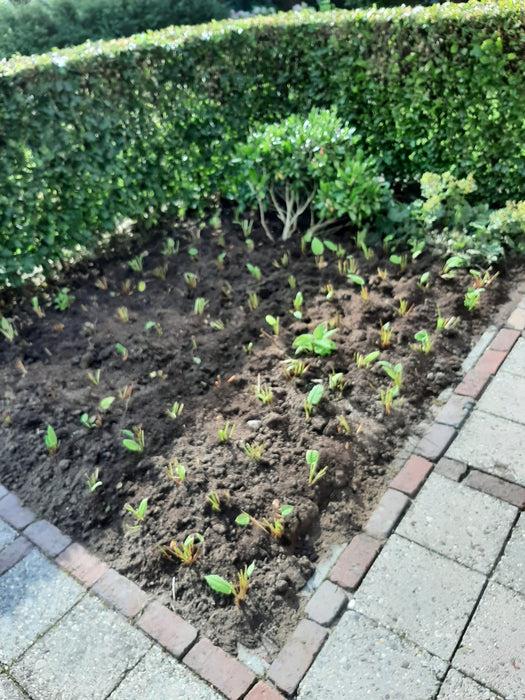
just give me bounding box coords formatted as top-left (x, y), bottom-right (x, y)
top-left (1, 296), bottom-right (524, 699)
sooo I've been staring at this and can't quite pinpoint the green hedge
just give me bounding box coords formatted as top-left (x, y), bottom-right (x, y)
top-left (0, 1), bottom-right (524, 286)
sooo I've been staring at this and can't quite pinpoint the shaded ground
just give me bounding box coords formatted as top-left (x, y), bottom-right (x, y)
top-left (0, 208), bottom-right (519, 656)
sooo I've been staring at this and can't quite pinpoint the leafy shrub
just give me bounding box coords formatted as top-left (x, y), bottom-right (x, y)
top-left (0, 1), bottom-right (523, 287)
top-left (223, 108), bottom-right (390, 240)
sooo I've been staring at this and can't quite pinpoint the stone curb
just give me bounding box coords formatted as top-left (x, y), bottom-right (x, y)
top-left (0, 294), bottom-right (523, 699)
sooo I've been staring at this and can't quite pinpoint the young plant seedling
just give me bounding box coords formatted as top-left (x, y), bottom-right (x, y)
top-left (306, 449), bottom-right (328, 486)
top-left (205, 562), bottom-right (255, 607)
top-left (304, 384), bottom-right (324, 421)
top-left (464, 287), bottom-right (484, 312)
top-left (418, 271), bottom-right (430, 289)
top-left (378, 361), bottom-right (403, 390)
top-left (206, 491), bottom-right (226, 512)
top-left (390, 253), bottom-right (408, 273)
top-left (145, 321), bottom-right (162, 336)
top-left (329, 371), bottom-right (345, 396)
top-left (115, 306), bottom-right (129, 322)
top-left (45, 425), bottom-right (59, 455)
top-left (281, 357), bottom-right (310, 380)
top-left (115, 343), bottom-right (128, 361)
top-left (0, 317), bottom-right (17, 342)
top-left (347, 272), bottom-right (365, 288)
top-left (288, 275), bottom-right (296, 289)
top-left (53, 288), bottom-right (75, 311)
top-left (194, 297), bottom-right (209, 315)
top-left (242, 441), bottom-right (265, 461)
top-left (354, 350), bottom-right (380, 368)
top-left (336, 415), bottom-right (351, 434)
top-left (188, 247), bottom-right (199, 261)
top-left (80, 413), bottom-right (98, 429)
top-left (166, 401), bottom-right (184, 420)
top-left (31, 297), bottom-right (45, 318)
top-left (379, 321), bottom-right (393, 348)
top-left (122, 425), bottom-right (145, 453)
top-left (380, 384), bottom-right (401, 414)
top-left (162, 237), bottom-right (179, 256)
top-left (210, 319), bottom-right (225, 331)
top-left (165, 458), bottom-right (186, 484)
top-left (158, 533), bottom-right (203, 566)
top-left (128, 252), bottom-right (146, 273)
top-left (99, 396), bottom-right (115, 412)
top-left (237, 218), bottom-right (253, 238)
top-left (85, 468), bottom-right (102, 493)
top-left (246, 263), bottom-right (261, 282)
top-left (94, 277), bottom-right (109, 290)
top-left (265, 315), bottom-right (279, 336)
top-left (236, 502), bottom-right (293, 539)
top-left (436, 307), bottom-right (459, 331)
top-left (412, 330), bottom-right (433, 354)
top-left (247, 292), bottom-right (259, 311)
top-left (397, 299), bottom-right (414, 317)
top-left (215, 252), bottom-right (226, 270)
top-left (245, 238), bottom-right (254, 252)
top-left (377, 267), bottom-right (388, 281)
top-left (153, 264), bottom-right (168, 280)
top-left (218, 422), bottom-right (235, 443)
top-left (124, 498), bottom-right (148, 531)
top-left (87, 369), bottom-right (101, 386)
top-left (183, 272), bottom-right (198, 289)
top-left (253, 375), bottom-right (273, 405)
top-left (470, 268), bottom-right (499, 290)
top-left (360, 287), bottom-right (370, 303)
top-left (293, 323), bottom-right (337, 357)
top-left (118, 383), bottom-right (133, 401)
top-left (291, 291), bottom-right (304, 319)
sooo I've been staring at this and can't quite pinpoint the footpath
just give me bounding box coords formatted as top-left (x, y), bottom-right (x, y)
top-left (1, 296), bottom-right (524, 700)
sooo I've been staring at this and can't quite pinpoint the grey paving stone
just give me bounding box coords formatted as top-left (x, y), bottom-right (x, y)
top-left (461, 326), bottom-right (498, 373)
top-left (437, 668), bottom-right (502, 699)
top-left (108, 645), bottom-right (222, 700)
top-left (493, 512), bottom-right (525, 596)
top-left (499, 337), bottom-right (525, 377)
top-left (476, 371), bottom-right (525, 425)
top-left (353, 535), bottom-right (485, 660)
top-left (11, 595), bottom-right (151, 700)
top-left (396, 474), bottom-right (517, 574)
top-left (0, 519), bottom-right (16, 551)
top-left (446, 410), bottom-right (525, 487)
top-left (453, 582), bottom-right (525, 700)
top-left (0, 548), bottom-right (84, 665)
top-left (297, 610), bottom-right (446, 699)
top-left (0, 675), bottom-right (26, 700)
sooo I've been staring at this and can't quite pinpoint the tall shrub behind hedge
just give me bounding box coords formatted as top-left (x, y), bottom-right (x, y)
top-left (0, 1), bottom-right (523, 287)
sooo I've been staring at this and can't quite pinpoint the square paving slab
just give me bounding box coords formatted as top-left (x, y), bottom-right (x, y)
top-left (396, 474), bottom-right (516, 574)
top-left (446, 410), bottom-right (525, 487)
top-left (0, 519), bottom-right (16, 551)
top-left (353, 535), bottom-right (486, 660)
top-left (0, 548), bottom-right (84, 665)
top-left (453, 582), bottom-right (525, 700)
top-left (476, 371), bottom-right (525, 425)
top-left (493, 512), bottom-right (525, 596)
top-left (108, 645), bottom-right (222, 699)
top-left (11, 594), bottom-right (151, 699)
top-left (499, 337), bottom-right (525, 377)
top-left (297, 610), bottom-right (446, 700)
top-left (437, 669), bottom-right (502, 699)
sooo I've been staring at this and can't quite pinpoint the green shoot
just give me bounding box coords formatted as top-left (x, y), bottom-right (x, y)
top-left (253, 375), bottom-right (273, 405)
top-left (436, 308), bottom-right (459, 331)
top-left (237, 218), bottom-right (253, 238)
top-left (265, 315), bottom-right (279, 336)
top-left (380, 384), bottom-right (401, 414)
top-left (45, 425), bottom-right (59, 455)
top-left (207, 491), bottom-right (223, 512)
top-left (122, 425), bottom-right (145, 453)
top-left (205, 562), bottom-right (255, 606)
top-left (183, 272), bottom-right (198, 289)
top-left (329, 371), bottom-right (344, 395)
top-left (218, 421), bottom-right (235, 443)
top-left (0, 317), bottom-right (17, 342)
top-left (243, 342), bottom-right (253, 355)
top-left (210, 319), bottom-right (225, 331)
top-left (281, 357), bottom-right (310, 380)
top-left (379, 321), bottom-right (393, 348)
top-left (336, 415), bottom-right (351, 434)
top-left (31, 297), bottom-right (45, 318)
top-left (247, 292), bottom-right (259, 311)
top-left (145, 321), bottom-right (162, 336)
top-left (245, 238), bottom-right (255, 253)
top-left (412, 330), bottom-right (433, 354)
top-left (165, 458), bottom-right (186, 484)
top-left (347, 272), bottom-right (365, 288)
top-left (99, 396), bottom-right (115, 411)
top-left (246, 263), bottom-right (261, 281)
top-left (118, 383), bottom-right (133, 400)
top-left (53, 288), bottom-right (75, 311)
top-left (80, 413), bottom-right (97, 429)
top-left (293, 323), bottom-right (337, 357)
top-left (236, 503), bottom-right (293, 539)
top-left (188, 247), bottom-right (199, 260)
top-left (158, 533), bottom-right (203, 566)
top-left (390, 253), bottom-right (408, 273)
top-left (216, 252), bottom-right (226, 270)
top-left (87, 369), bottom-right (101, 386)
top-left (464, 287), bottom-right (484, 312)
top-left (194, 297), bottom-right (209, 315)
top-left (166, 401), bottom-right (184, 420)
top-left (124, 498), bottom-right (148, 531)
top-left (288, 275), bottom-right (296, 288)
top-left (116, 306), bottom-right (129, 322)
top-left (153, 264), bottom-right (168, 280)
top-left (418, 271), bottom-right (430, 289)
top-left (397, 299), bottom-right (414, 317)
top-left (242, 441), bottom-right (265, 461)
top-left (85, 468), bottom-right (102, 493)
top-left (115, 343), bottom-right (128, 360)
top-left (354, 350), bottom-right (380, 368)
top-left (377, 267), bottom-right (388, 281)
top-left (94, 277), bottom-right (108, 290)
top-left (162, 237), bottom-right (179, 256)
top-left (304, 384), bottom-right (324, 420)
top-left (378, 361), bottom-right (403, 390)
top-left (306, 449), bottom-right (327, 486)
top-left (292, 291), bottom-right (303, 319)
top-left (128, 252), bottom-right (145, 272)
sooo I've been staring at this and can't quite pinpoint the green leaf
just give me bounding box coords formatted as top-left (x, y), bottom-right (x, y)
top-left (235, 513), bottom-right (251, 526)
top-left (99, 396), bottom-right (115, 411)
top-left (311, 237), bottom-right (324, 256)
top-left (205, 575), bottom-right (232, 595)
top-left (280, 504), bottom-right (293, 518)
top-left (123, 439), bottom-right (140, 452)
top-left (307, 385), bottom-right (324, 406)
top-left (306, 449), bottom-right (319, 465)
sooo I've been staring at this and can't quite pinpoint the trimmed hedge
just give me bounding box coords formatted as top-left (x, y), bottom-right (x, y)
top-left (0, 1), bottom-right (524, 286)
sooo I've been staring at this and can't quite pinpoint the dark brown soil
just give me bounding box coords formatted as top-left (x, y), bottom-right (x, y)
top-left (0, 209), bottom-right (520, 659)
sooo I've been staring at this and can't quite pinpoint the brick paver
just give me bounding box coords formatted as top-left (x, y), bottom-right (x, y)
top-left (365, 489), bottom-right (410, 540)
top-left (389, 455), bottom-right (433, 497)
top-left (329, 533), bottom-right (381, 590)
top-left (245, 682), bottom-right (285, 700)
top-left (23, 519), bottom-right (71, 557)
top-left (463, 470), bottom-right (525, 508)
top-left (138, 600), bottom-right (198, 659)
top-left (92, 567), bottom-right (149, 618)
top-left (184, 639), bottom-right (255, 700)
top-left (434, 393), bottom-right (474, 428)
top-left (0, 493), bottom-right (35, 530)
top-left (304, 580), bottom-right (347, 626)
top-left (56, 542), bottom-right (108, 587)
top-left (415, 423), bottom-right (456, 461)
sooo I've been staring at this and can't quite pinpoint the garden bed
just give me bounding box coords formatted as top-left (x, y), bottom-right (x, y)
top-left (0, 208), bottom-right (518, 657)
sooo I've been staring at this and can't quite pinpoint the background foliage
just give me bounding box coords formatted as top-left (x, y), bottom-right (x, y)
top-left (0, 1), bottom-right (523, 287)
